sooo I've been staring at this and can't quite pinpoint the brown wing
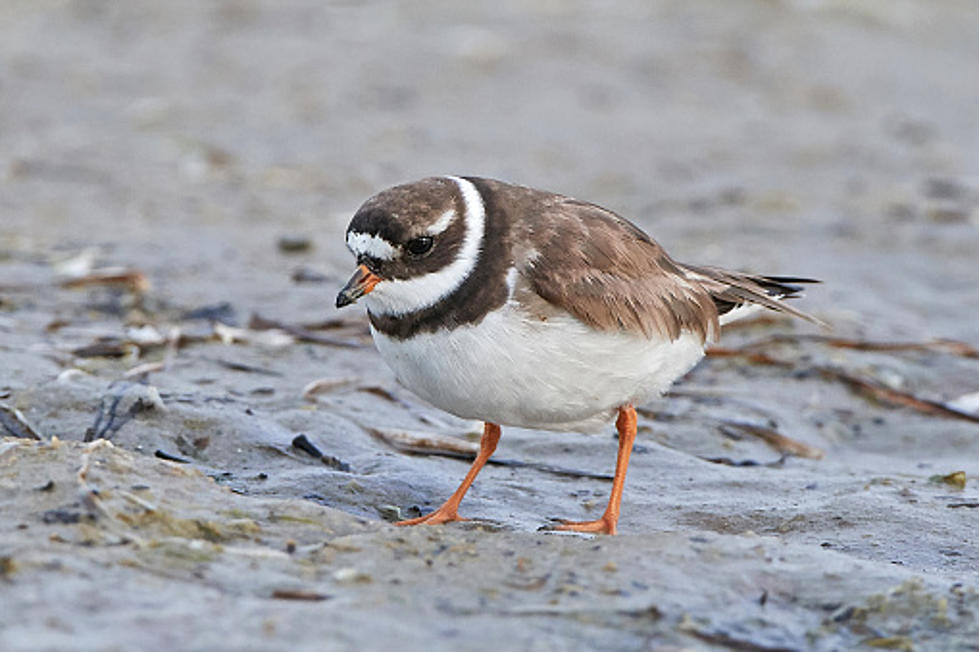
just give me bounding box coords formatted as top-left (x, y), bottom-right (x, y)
top-left (679, 264), bottom-right (823, 325)
top-left (523, 199), bottom-right (720, 342)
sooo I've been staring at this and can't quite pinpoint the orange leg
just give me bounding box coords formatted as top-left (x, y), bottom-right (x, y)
top-left (395, 422), bottom-right (501, 526)
top-left (554, 405), bottom-right (637, 535)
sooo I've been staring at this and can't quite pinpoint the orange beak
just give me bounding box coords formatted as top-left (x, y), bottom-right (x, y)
top-left (336, 264), bottom-right (381, 308)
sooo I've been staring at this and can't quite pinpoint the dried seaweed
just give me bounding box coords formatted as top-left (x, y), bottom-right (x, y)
top-left (719, 421), bottom-right (824, 459)
top-left (486, 458), bottom-right (613, 481)
top-left (369, 428), bottom-right (613, 481)
top-left (734, 333), bottom-right (979, 359)
top-left (0, 403), bottom-right (43, 440)
top-left (249, 313), bottom-right (364, 348)
top-left (299, 317), bottom-right (364, 331)
top-left (292, 433), bottom-right (324, 458)
top-left (705, 346), bottom-right (789, 367)
top-left (290, 434), bottom-right (351, 471)
top-left (820, 368), bottom-right (979, 424)
top-left (154, 450), bottom-right (190, 464)
top-left (72, 338), bottom-right (138, 358)
top-left (85, 382), bottom-right (165, 442)
top-left (706, 343), bottom-right (979, 425)
top-left (208, 357), bottom-right (283, 376)
top-left (302, 377), bottom-right (358, 399)
top-left (700, 455), bottom-right (787, 468)
top-left (60, 268), bottom-right (149, 294)
top-left (359, 386), bottom-right (403, 403)
top-left (370, 428), bottom-right (479, 457)
top-left (67, 324), bottom-right (214, 361)
top-left (181, 302), bottom-right (238, 325)
top-left (929, 471), bottom-right (966, 489)
top-left (681, 624), bottom-right (795, 652)
top-left (124, 361), bottom-right (168, 379)
top-left (213, 322), bottom-right (294, 347)
top-left (271, 589), bottom-right (331, 601)
top-left (58, 308), bottom-right (375, 366)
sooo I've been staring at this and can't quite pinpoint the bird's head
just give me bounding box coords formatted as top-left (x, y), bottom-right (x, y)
top-left (336, 176), bottom-right (486, 316)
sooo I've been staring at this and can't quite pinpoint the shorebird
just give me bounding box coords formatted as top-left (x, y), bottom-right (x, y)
top-left (337, 176), bottom-right (817, 534)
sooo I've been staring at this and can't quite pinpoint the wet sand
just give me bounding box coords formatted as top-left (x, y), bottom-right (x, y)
top-left (2, 1), bottom-right (978, 649)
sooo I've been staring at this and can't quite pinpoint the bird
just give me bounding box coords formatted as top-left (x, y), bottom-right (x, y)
top-left (335, 176), bottom-right (818, 534)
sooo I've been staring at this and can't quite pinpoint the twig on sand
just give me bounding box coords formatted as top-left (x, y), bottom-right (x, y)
top-left (249, 313), bottom-right (365, 348)
top-left (207, 357), bottom-right (283, 376)
top-left (699, 455), bottom-right (786, 468)
top-left (271, 589), bottom-right (331, 601)
top-left (60, 268), bottom-right (150, 294)
top-left (291, 433), bottom-right (326, 458)
top-left (85, 381), bottom-right (165, 442)
top-left (290, 434), bottom-right (352, 471)
top-left (369, 428), bottom-right (613, 481)
top-left (718, 421), bottom-right (824, 459)
top-left (732, 333), bottom-right (978, 358)
top-left (154, 449), bottom-right (190, 464)
top-left (822, 368), bottom-right (979, 424)
top-left (680, 621), bottom-right (796, 652)
top-left (370, 428), bottom-right (480, 457)
top-left (706, 342), bottom-right (979, 425)
top-left (0, 403), bottom-right (43, 440)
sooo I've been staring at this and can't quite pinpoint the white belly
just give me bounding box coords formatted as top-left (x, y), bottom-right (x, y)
top-left (370, 305), bottom-right (705, 432)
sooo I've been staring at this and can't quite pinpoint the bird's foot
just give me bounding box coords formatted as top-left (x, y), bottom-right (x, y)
top-left (395, 504), bottom-right (467, 527)
top-left (550, 515), bottom-right (617, 535)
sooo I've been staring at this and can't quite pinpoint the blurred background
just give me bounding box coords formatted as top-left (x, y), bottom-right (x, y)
top-left (3, 0), bottom-right (977, 340)
top-left (3, 2), bottom-right (979, 649)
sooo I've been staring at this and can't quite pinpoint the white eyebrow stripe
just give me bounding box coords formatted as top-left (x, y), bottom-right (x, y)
top-left (364, 176), bottom-right (485, 316)
top-left (346, 231), bottom-right (396, 261)
top-left (426, 208), bottom-right (457, 235)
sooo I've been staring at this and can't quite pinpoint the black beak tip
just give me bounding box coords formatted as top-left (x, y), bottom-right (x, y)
top-left (335, 293), bottom-right (351, 309)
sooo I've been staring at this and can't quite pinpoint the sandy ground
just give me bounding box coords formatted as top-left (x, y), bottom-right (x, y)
top-left (2, 1), bottom-right (979, 650)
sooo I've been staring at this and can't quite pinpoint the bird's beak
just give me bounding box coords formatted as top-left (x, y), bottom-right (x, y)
top-left (336, 264), bottom-right (381, 308)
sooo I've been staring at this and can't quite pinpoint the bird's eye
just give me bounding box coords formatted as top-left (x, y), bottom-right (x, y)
top-left (405, 236), bottom-right (434, 257)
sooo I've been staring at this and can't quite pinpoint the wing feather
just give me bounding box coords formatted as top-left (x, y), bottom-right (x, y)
top-left (680, 264), bottom-right (823, 326)
top-left (523, 200), bottom-right (719, 342)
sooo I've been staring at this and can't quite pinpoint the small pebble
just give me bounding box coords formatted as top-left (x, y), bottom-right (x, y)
top-left (277, 235), bottom-right (313, 253)
top-left (291, 266), bottom-right (328, 283)
top-left (375, 505), bottom-right (402, 522)
top-left (332, 567), bottom-right (372, 584)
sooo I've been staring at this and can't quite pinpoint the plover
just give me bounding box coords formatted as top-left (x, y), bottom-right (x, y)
top-left (336, 176), bottom-right (817, 534)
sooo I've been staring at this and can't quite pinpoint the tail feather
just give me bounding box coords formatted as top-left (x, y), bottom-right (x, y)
top-left (680, 264), bottom-right (824, 327)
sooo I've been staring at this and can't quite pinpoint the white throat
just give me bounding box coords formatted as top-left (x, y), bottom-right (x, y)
top-left (363, 176), bottom-right (486, 316)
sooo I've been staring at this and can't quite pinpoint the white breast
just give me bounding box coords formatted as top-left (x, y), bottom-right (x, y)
top-left (370, 304), bottom-right (705, 433)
